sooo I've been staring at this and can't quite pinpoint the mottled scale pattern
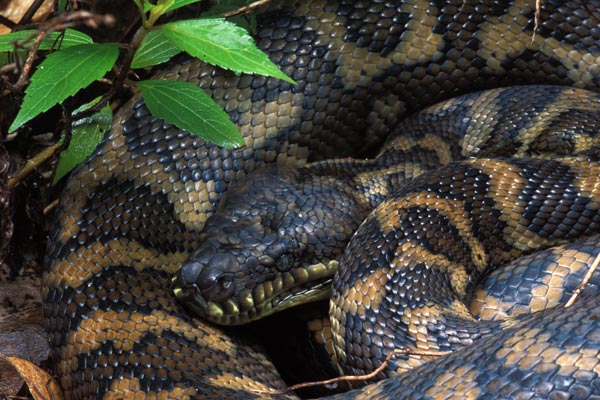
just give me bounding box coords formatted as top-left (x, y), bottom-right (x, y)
top-left (470, 235), bottom-right (600, 321)
top-left (332, 295), bottom-right (600, 399)
top-left (330, 155), bottom-right (600, 378)
top-left (174, 86), bottom-right (600, 330)
top-left (43, 0), bottom-right (600, 399)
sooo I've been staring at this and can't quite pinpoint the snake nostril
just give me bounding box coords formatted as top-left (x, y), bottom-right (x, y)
top-left (178, 252), bottom-right (239, 296)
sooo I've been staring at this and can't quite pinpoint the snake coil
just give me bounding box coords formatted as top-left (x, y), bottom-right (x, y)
top-left (44, 0), bottom-right (600, 399)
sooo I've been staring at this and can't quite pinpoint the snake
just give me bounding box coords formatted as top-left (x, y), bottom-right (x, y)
top-left (173, 84), bottom-right (600, 396)
top-left (42, 0), bottom-right (600, 399)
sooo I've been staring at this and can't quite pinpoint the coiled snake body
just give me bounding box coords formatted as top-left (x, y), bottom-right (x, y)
top-left (43, 0), bottom-right (600, 399)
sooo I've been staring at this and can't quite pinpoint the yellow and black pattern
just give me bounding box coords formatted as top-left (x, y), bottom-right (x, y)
top-left (43, 0), bottom-right (600, 399)
top-left (174, 85), bottom-right (600, 327)
top-left (173, 83), bottom-right (600, 396)
top-left (471, 235), bottom-right (600, 320)
top-left (174, 87), bottom-right (600, 396)
top-left (329, 155), bottom-right (600, 377)
top-left (333, 294), bottom-right (600, 399)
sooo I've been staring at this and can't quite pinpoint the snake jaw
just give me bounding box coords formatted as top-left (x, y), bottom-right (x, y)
top-left (172, 282), bottom-right (247, 323)
top-left (174, 260), bottom-right (339, 325)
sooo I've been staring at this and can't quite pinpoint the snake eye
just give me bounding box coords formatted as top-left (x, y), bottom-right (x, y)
top-left (276, 254), bottom-right (294, 272)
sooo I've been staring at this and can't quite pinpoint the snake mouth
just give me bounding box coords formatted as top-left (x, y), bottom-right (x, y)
top-left (173, 260), bottom-right (338, 325)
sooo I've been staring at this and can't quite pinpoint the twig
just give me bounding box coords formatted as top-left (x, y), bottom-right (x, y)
top-left (49, 10), bottom-right (115, 31)
top-left (56, 101), bottom-right (74, 155)
top-left (9, 28), bottom-right (47, 91)
top-left (224, 0), bottom-right (271, 18)
top-left (7, 142), bottom-right (61, 189)
top-left (532, 0), bottom-right (541, 43)
top-left (0, 62), bottom-right (17, 76)
top-left (43, 199), bottom-right (59, 215)
top-left (19, 0), bottom-right (47, 26)
top-left (0, 15), bottom-right (17, 30)
top-left (6, 10), bottom-right (115, 94)
top-left (250, 348), bottom-right (450, 395)
top-left (564, 250), bottom-right (600, 307)
top-left (0, 307), bottom-right (39, 322)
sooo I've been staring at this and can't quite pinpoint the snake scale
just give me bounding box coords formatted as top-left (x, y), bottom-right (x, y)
top-left (43, 0), bottom-right (600, 399)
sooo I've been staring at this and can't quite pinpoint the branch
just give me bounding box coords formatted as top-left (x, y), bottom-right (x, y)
top-left (565, 250), bottom-right (600, 307)
top-left (251, 348), bottom-right (450, 395)
top-left (7, 142), bottom-right (61, 189)
top-left (224, 0), bottom-right (272, 18)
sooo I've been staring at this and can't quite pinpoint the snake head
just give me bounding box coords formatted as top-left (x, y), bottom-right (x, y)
top-left (173, 166), bottom-right (366, 325)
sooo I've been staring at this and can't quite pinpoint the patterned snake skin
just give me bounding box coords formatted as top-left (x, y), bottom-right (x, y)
top-left (43, 0), bottom-right (600, 398)
top-left (174, 84), bottom-right (600, 396)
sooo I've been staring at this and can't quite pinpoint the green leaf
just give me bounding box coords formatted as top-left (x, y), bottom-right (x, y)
top-left (53, 99), bottom-right (112, 184)
top-left (161, 19), bottom-right (295, 84)
top-left (9, 43), bottom-right (119, 132)
top-left (163, 0), bottom-right (201, 13)
top-left (227, 14), bottom-right (257, 35)
top-left (132, 29), bottom-right (181, 68)
top-left (0, 29), bottom-right (92, 52)
top-left (138, 79), bottom-right (244, 148)
top-left (143, 1), bottom-right (156, 12)
top-left (131, 0), bottom-right (152, 12)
